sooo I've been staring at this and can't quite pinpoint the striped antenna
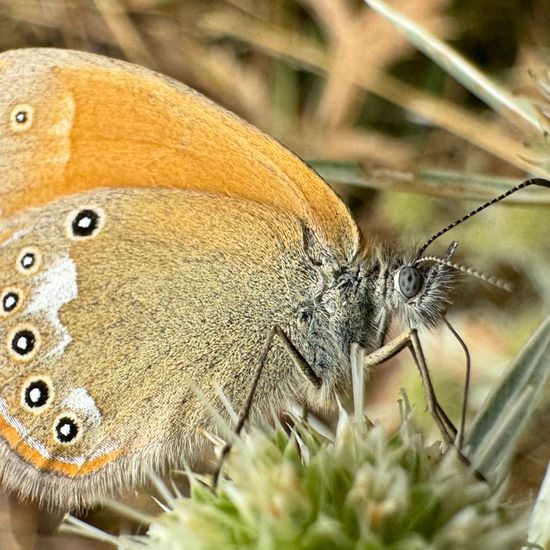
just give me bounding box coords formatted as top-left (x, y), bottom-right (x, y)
top-left (415, 255), bottom-right (512, 291)
top-left (417, 178), bottom-right (550, 257)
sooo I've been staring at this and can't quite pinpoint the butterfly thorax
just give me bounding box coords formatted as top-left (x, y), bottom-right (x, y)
top-left (290, 242), bottom-right (460, 403)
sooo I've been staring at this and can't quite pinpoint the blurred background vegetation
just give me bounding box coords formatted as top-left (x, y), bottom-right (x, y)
top-left (0, 0), bottom-right (548, 548)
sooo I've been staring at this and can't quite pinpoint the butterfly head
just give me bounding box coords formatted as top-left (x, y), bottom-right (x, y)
top-left (390, 242), bottom-right (461, 330)
top-left (353, 240), bottom-right (461, 344)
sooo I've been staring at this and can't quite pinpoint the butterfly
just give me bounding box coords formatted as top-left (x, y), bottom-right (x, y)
top-left (0, 47), bottom-right (546, 511)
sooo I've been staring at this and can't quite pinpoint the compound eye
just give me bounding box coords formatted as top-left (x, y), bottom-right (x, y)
top-left (398, 266), bottom-right (423, 298)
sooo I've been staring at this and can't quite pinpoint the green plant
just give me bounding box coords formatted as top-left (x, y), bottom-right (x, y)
top-left (65, 315), bottom-right (550, 549)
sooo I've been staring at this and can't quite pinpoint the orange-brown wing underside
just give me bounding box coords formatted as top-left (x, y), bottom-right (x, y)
top-left (0, 48), bottom-right (359, 256)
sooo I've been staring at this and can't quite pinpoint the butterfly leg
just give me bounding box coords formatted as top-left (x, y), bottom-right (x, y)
top-left (362, 330), bottom-right (487, 481)
top-left (362, 329), bottom-right (457, 444)
top-left (212, 325), bottom-right (320, 489)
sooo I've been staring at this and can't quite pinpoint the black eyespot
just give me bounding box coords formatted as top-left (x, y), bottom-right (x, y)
top-left (11, 329), bottom-right (36, 356)
top-left (69, 208), bottom-right (103, 239)
top-left (23, 379), bottom-right (51, 409)
top-left (1, 290), bottom-right (20, 313)
top-left (15, 111), bottom-right (27, 124)
top-left (20, 252), bottom-right (34, 269)
top-left (398, 266), bottom-right (423, 299)
top-left (17, 247), bottom-right (41, 274)
top-left (54, 416), bottom-right (80, 444)
top-left (7, 325), bottom-right (40, 361)
top-left (10, 104), bottom-right (33, 132)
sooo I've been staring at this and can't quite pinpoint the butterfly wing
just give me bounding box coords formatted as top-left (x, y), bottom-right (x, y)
top-left (0, 48), bottom-right (359, 256)
top-left (0, 187), bottom-right (317, 509)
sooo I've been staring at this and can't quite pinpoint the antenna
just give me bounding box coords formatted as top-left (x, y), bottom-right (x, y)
top-left (417, 178), bottom-right (550, 257)
top-left (415, 256), bottom-right (512, 291)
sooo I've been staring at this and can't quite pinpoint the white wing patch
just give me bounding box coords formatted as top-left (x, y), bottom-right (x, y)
top-left (61, 387), bottom-right (102, 425)
top-left (23, 254), bottom-right (78, 358)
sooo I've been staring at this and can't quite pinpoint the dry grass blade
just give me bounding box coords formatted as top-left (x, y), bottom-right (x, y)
top-left (364, 0), bottom-right (548, 137)
top-left (304, 128), bottom-right (415, 165)
top-left (526, 460), bottom-right (550, 549)
top-left (466, 315), bottom-right (550, 479)
top-left (303, 0), bottom-right (448, 131)
top-left (200, 9), bottom-right (544, 175)
top-left (94, 0), bottom-right (154, 66)
top-left (311, 161), bottom-right (550, 204)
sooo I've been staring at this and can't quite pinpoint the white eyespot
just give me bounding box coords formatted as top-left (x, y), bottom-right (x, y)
top-left (1, 287), bottom-right (23, 317)
top-left (21, 375), bottom-right (54, 413)
top-left (66, 206), bottom-right (105, 240)
top-left (10, 104), bottom-right (34, 132)
top-left (52, 413), bottom-right (82, 445)
top-left (6, 324), bottom-right (41, 361)
top-left (16, 246), bottom-right (42, 275)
